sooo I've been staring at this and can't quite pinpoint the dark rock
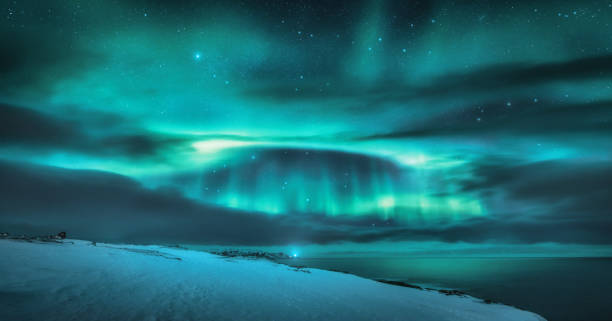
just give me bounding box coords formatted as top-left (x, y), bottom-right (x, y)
top-left (290, 266), bottom-right (311, 273)
top-left (210, 249), bottom-right (290, 260)
top-left (438, 289), bottom-right (467, 296)
top-left (376, 279), bottom-right (423, 290)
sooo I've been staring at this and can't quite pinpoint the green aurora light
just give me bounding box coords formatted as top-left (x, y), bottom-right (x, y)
top-left (1, 0), bottom-right (612, 251)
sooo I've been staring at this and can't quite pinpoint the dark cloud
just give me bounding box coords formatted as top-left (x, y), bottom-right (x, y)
top-left (244, 55), bottom-right (612, 104)
top-left (463, 159), bottom-right (612, 220)
top-left (201, 147), bottom-right (405, 191)
top-left (0, 159), bottom-right (305, 245)
top-left (0, 159), bottom-right (405, 245)
top-left (0, 103), bottom-right (81, 147)
top-left (380, 218), bottom-right (612, 244)
top-left (2, 159), bottom-right (611, 245)
top-left (414, 54), bottom-right (612, 98)
top-left (0, 19), bottom-right (106, 97)
top-left (358, 100), bottom-right (612, 140)
top-left (0, 104), bottom-right (189, 160)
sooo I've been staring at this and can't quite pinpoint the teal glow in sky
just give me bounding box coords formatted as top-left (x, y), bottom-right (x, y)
top-left (1, 0), bottom-right (612, 251)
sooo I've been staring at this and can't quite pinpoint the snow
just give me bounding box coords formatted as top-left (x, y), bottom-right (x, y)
top-left (0, 239), bottom-right (546, 321)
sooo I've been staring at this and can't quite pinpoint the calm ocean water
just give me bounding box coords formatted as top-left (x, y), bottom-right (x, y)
top-left (278, 257), bottom-right (612, 321)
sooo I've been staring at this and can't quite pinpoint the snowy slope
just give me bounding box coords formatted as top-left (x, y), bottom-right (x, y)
top-left (0, 239), bottom-right (546, 321)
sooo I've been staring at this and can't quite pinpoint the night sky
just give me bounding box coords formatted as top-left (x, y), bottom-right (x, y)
top-left (1, 0), bottom-right (611, 254)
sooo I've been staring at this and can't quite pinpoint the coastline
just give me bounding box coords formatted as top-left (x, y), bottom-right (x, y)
top-left (0, 238), bottom-right (546, 321)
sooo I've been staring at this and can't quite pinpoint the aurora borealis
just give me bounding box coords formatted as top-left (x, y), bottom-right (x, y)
top-left (1, 0), bottom-right (612, 253)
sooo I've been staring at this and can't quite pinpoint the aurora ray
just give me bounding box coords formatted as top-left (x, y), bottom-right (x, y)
top-left (1, 0), bottom-right (611, 252)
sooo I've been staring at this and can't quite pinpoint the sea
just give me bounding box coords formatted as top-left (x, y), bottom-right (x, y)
top-left (277, 257), bottom-right (612, 321)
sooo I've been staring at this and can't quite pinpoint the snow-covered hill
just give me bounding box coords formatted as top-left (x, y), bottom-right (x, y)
top-left (0, 239), bottom-right (546, 321)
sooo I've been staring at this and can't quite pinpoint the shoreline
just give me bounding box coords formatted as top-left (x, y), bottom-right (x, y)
top-left (199, 244), bottom-right (538, 315)
top-left (1, 238), bottom-right (547, 321)
top-left (0, 236), bottom-right (533, 312)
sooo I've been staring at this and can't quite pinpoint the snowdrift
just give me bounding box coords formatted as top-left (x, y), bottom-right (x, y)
top-left (0, 239), bottom-right (546, 321)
